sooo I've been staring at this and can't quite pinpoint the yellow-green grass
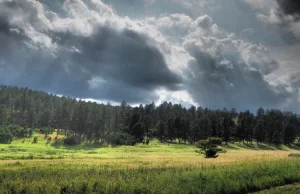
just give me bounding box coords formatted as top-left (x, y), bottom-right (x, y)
top-left (1, 159), bottom-right (300, 193)
top-left (253, 183), bottom-right (300, 194)
top-left (0, 133), bottom-right (300, 169)
top-left (1, 134), bottom-right (300, 193)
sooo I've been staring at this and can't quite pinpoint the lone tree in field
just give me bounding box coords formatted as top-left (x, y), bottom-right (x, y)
top-left (196, 137), bottom-right (223, 158)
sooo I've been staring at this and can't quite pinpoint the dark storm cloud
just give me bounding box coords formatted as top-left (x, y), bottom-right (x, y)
top-left (261, 0), bottom-right (300, 40)
top-left (0, 0), bottom-right (181, 103)
top-left (51, 26), bottom-right (182, 100)
top-left (276, 0), bottom-right (300, 18)
top-left (1, 0), bottom-right (299, 111)
top-left (61, 27), bottom-right (181, 88)
top-left (0, 13), bottom-right (90, 95)
top-left (183, 41), bottom-right (290, 112)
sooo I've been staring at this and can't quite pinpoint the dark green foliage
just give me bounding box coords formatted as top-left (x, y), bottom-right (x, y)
top-left (64, 136), bottom-right (79, 145)
top-left (284, 119), bottom-right (297, 144)
top-left (207, 137), bottom-right (222, 145)
top-left (196, 140), bottom-right (210, 149)
top-left (272, 130), bottom-right (282, 146)
top-left (106, 132), bottom-right (137, 145)
top-left (0, 125), bottom-right (33, 144)
top-left (0, 85), bottom-right (300, 146)
top-left (204, 147), bottom-right (218, 158)
top-left (0, 130), bottom-right (12, 144)
top-left (32, 136), bottom-right (38, 144)
top-left (131, 123), bottom-right (144, 143)
top-left (196, 137), bottom-right (223, 158)
top-left (288, 153), bottom-right (300, 157)
top-left (254, 119), bottom-right (265, 143)
top-left (39, 127), bottom-right (54, 136)
top-left (157, 120), bottom-right (167, 142)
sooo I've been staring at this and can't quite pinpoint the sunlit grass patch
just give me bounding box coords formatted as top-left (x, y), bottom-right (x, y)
top-left (1, 159), bottom-right (300, 193)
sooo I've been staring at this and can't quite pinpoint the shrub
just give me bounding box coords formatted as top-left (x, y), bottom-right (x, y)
top-left (27, 154), bottom-right (34, 159)
top-left (196, 140), bottom-right (210, 149)
top-left (0, 132), bottom-right (13, 144)
top-left (196, 137), bottom-right (224, 158)
top-left (207, 137), bottom-right (222, 145)
top-left (64, 136), bottom-right (79, 145)
top-left (204, 147), bottom-right (219, 158)
top-left (39, 127), bottom-right (54, 135)
top-left (288, 153), bottom-right (300, 158)
top-left (106, 132), bottom-right (138, 145)
top-left (32, 136), bottom-right (38, 144)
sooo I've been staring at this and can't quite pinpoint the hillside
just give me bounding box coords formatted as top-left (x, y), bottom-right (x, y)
top-left (1, 85), bottom-right (299, 147)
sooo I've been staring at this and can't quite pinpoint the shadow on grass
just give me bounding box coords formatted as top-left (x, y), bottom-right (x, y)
top-left (48, 140), bottom-right (300, 152)
top-left (223, 142), bottom-right (285, 150)
top-left (241, 143), bottom-right (280, 150)
top-left (222, 144), bottom-right (240, 150)
top-left (257, 144), bottom-right (277, 150)
top-left (50, 143), bottom-right (110, 151)
top-left (229, 143), bottom-right (300, 151)
top-left (286, 144), bottom-right (300, 150)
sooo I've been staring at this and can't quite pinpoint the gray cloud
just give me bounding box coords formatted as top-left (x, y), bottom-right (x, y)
top-left (254, 0), bottom-right (300, 40)
top-left (276, 0), bottom-right (300, 18)
top-left (183, 41), bottom-right (290, 111)
top-left (0, 0), bottom-right (299, 112)
top-left (102, 0), bottom-right (194, 18)
top-left (0, 0), bottom-right (181, 103)
top-left (180, 15), bottom-right (294, 111)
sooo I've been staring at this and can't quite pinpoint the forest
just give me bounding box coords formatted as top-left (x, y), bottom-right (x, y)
top-left (0, 84), bottom-right (299, 146)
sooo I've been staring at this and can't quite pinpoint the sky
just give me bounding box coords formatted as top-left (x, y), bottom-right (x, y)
top-left (0, 0), bottom-right (300, 112)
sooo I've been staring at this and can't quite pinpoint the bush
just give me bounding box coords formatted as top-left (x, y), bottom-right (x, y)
top-left (32, 136), bottom-right (38, 144)
top-left (106, 132), bottom-right (138, 145)
top-left (288, 153), bottom-right (300, 158)
top-left (196, 140), bottom-right (210, 149)
top-left (208, 137), bottom-right (222, 145)
top-left (196, 137), bottom-right (224, 158)
top-left (39, 127), bottom-right (54, 135)
top-left (196, 137), bottom-right (223, 149)
top-left (64, 136), bottom-right (79, 146)
top-left (0, 132), bottom-right (13, 144)
top-left (204, 147), bottom-right (219, 158)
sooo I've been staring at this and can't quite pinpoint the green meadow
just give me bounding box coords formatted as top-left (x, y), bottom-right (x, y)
top-left (0, 133), bottom-right (300, 193)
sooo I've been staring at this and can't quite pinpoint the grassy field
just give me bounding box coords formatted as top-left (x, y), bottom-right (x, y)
top-left (254, 184), bottom-right (300, 194)
top-left (1, 133), bottom-right (300, 193)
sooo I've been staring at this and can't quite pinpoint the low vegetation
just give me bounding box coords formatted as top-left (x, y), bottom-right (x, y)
top-left (254, 183), bottom-right (300, 194)
top-left (1, 159), bottom-right (300, 194)
top-left (196, 137), bottom-right (224, 158)
top-left (0, 134), bottom-right (298, 193)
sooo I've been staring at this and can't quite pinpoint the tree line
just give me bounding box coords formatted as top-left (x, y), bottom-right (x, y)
top-left (0, 85), bottom-right (299, 145)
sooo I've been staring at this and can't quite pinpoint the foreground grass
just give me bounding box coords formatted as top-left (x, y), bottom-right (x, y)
top-left (1, 134), bottom-right (300, 193)
top-left (254, 183), bottom-right (300, 194)
top-left (1, 159), bottom-right (300, 194)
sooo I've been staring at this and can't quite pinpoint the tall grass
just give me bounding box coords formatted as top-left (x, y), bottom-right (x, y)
top-left (1, 159), bottom-right (300, 194)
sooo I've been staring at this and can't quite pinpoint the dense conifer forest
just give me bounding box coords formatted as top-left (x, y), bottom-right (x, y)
top-left (0, 85), bottom-right (299, 145)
